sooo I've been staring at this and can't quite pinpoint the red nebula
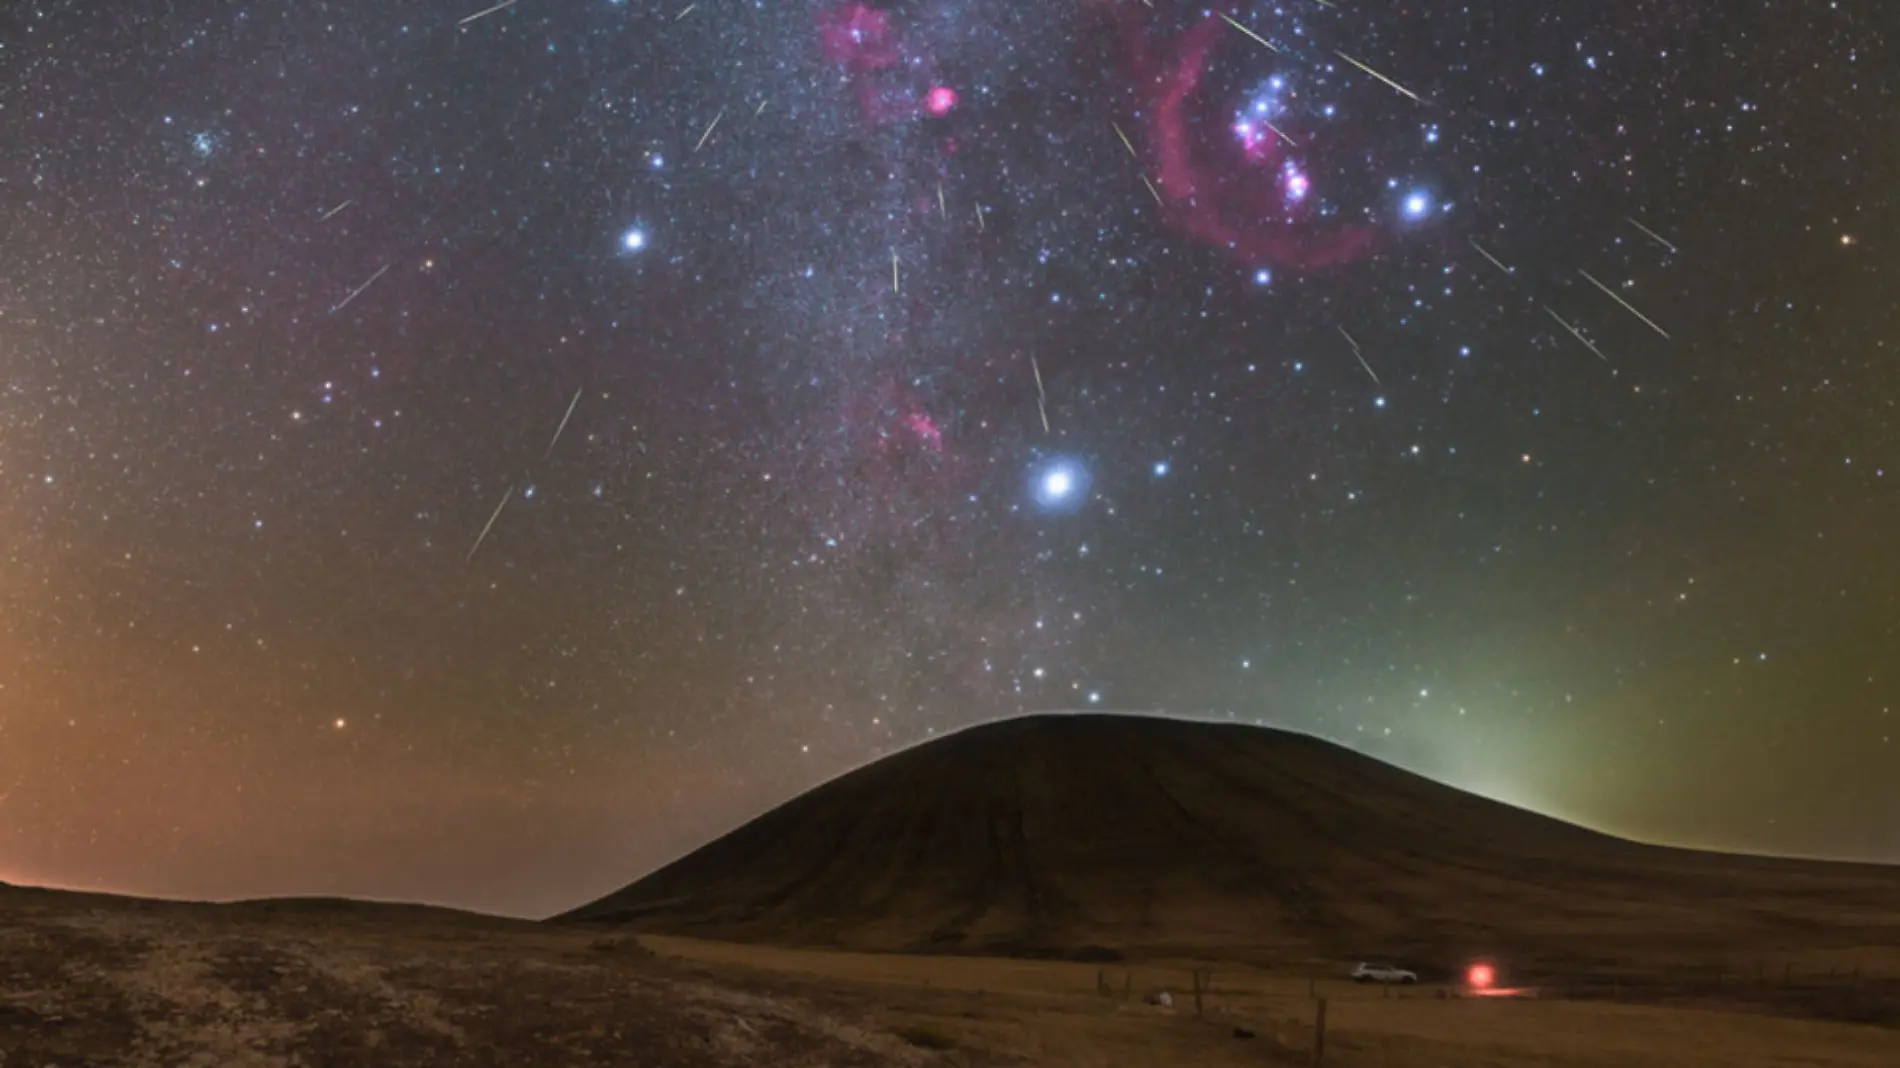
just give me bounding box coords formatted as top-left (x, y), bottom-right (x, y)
top-left (903, 410), bottom-right (944, 452)
top-left (815, 3), bottom-right (923, 127)
top-left (816, 5), bottom-right (958, 129)
top-left (924, 85), bottom-right (958, 116)
top-left (843, 374), bottom-right (950, 460)
top-left (1097, 8), bottom-right (1380, 272)
top-left (816, 4), bottom-right (900, 73)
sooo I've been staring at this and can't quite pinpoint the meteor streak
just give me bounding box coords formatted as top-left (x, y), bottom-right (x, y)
top-left (1579, 270), bottom-right (1671, 340)
top-left (1625, 216), bottom-right (1678, 254)
top-left (1335, 51), bottom-right (1423, 103)
top-left (1031, 357), bottom-right (1050, 434)
top-left (456, 0), bottom-right (519, 27)
top-left (1545, 306), bottom-right (1610, 363)
top-left (1468, 237), bottom-right (1514, 276)
top-left (1220, 13), bottom-right (1281, 53)
top-left (467, 486), bottom-right (515, 562)
top-left (330, 263), bottom-right (391, 314)
top-left (694, 109), bottom-right (724, 152)
top-left (544, 388), bottom-right (583, 460)
top-left (1338, 327), bottom-right (1380, 386)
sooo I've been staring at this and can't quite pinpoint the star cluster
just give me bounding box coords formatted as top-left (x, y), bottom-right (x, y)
top-left (0, 0), bottom-right (1895, 916)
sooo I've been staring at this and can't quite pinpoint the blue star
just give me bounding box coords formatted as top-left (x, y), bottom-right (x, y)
top-left (621, 227), bottom-right (647, 252)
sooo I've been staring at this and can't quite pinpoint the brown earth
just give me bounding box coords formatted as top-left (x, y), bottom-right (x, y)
top-left (562, 713), bottom-right (1900, 990)
top-left (648, 935), bottom-right (1900, 1067)
top-left (6, 887), bottom-right (1896, 1067)
top-left (0, 884), bottom-right (947, 1067)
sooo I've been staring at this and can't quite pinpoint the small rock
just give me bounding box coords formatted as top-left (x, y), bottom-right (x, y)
top-left (1232, 1027), bottom-right (1256, 1040)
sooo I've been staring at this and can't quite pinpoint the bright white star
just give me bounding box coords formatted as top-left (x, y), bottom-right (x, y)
top-left (1030, 459), bottom-right (1089, 512)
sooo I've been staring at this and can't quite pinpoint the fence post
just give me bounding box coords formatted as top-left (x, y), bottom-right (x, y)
top-left (1313, 997), bottom-right (1328, 1065)
top-left (1783, 963), bottom-right (1793, 986)
top-left (1308, 976), bottom-right (1316, 999)
top-left (1123, 971), bottom-right (1132, 1000)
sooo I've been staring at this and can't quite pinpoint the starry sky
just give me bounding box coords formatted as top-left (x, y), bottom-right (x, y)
top-left (1, 0), bottom-right (1896, 919)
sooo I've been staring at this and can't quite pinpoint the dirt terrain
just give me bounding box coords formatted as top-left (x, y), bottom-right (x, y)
top-left (654, 935), bottom-right (1900, 1067)
top-left (3, 886), bottom-right (1895, 1066)
top-left (0, 886), bottom-right (939, 1068)
top-left (563, 714), bottom-right (1900, 980)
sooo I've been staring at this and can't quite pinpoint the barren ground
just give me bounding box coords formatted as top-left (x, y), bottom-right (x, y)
top-left (5, 886), bottom-right (1896, 1066)
top-left (643, 933), bottom-right (1900, 1067)
top-left (0, 887), bottom-right (936, 1068)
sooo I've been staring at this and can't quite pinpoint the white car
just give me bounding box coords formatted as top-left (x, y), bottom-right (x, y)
top-left (1350, 961), bottom-right (1418, 984)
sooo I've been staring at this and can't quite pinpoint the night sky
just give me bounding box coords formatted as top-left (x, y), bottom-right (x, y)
top-left (1, 0), bottom-right (1895, 919)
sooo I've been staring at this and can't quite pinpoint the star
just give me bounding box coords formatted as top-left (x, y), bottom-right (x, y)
top-left (1031, 459), bottom-right (1090, 512)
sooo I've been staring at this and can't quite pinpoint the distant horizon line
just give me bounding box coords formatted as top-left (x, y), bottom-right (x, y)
top-left (8, 708), bottom-right (1896, 921)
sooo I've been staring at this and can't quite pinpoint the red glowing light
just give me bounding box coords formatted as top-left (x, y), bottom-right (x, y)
top-left (1090, 7), bottom-right (1379, 272)
top-left (817, 4), bottom-right (900, 72)
top-left (1467, 964), bottom-right (1495, 990)
top-left (903, 410), bottom-right (944, 452)
top-left (925, 85), bottom-right (958, 116)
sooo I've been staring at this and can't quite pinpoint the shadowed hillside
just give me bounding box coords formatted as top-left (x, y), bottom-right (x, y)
top-left (0, 884), bottom-right (947, 1067)
top-left (562, 714), bottom-right (1900, 974)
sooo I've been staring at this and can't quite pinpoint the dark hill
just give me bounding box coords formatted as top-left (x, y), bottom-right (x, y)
top-left (561, 714), bottom-right (1900, 971)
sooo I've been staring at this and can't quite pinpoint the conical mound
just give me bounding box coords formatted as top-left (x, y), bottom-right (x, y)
top-left (562, 714), bottom-right (1900, 971)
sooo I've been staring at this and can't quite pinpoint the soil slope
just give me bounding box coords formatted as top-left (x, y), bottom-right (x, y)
top-left (0, 884), bottom-right (938, 1067)
top-left (561, 714), bottom-right (1900, 972)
